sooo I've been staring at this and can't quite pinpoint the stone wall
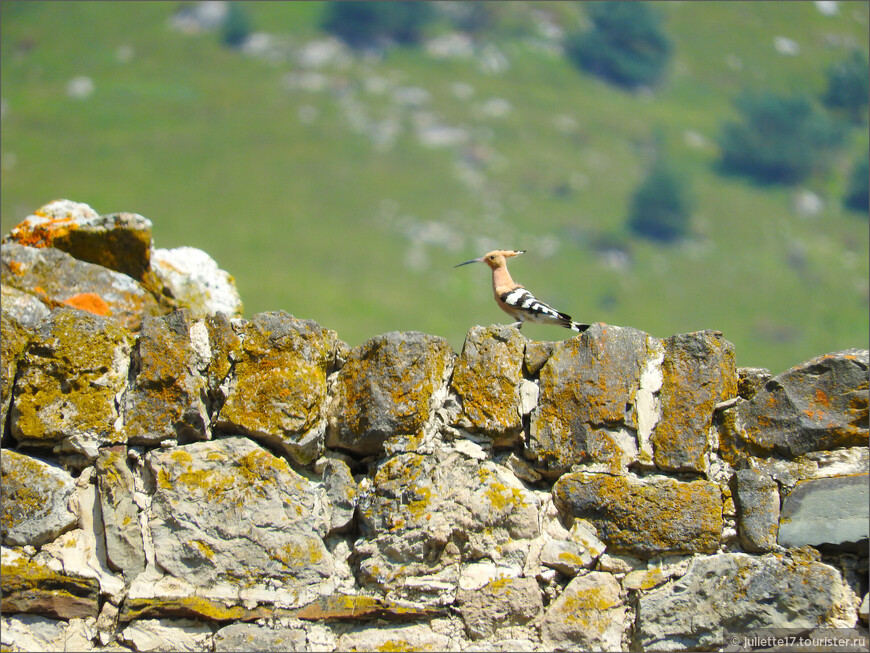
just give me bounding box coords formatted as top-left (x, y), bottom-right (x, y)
top-left (1, 201), bottom-right (868, 652)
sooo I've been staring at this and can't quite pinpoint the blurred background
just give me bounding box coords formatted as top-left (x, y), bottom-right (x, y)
top-left (1, 1), bottom-right (867, 373)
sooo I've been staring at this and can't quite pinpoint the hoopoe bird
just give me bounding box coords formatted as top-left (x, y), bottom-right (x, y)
top-left (455, 249), bottom-right (590, 333)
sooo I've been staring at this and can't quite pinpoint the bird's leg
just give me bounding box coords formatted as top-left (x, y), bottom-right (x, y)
top-left (512, 320), bottom-right (524, 330)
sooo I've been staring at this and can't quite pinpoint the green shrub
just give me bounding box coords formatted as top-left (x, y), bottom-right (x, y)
top-left (565, 1), bottom-right (672, 90)
top-left (627, 157), bottom-right (692, 242)
top-left (822, 49), bottom-right (869, 123)
top-left (844, 152), bottom-right (869, 213)
top-left (320, 1), bottom-right (435, 49)
top-left (717, 92), bottom-right (846, 184)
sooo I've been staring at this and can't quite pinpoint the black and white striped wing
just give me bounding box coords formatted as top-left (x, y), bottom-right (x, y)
top-left (500, 287), bottom-right (569, 323)
top-left (500, 287), bottom-right (590, 332)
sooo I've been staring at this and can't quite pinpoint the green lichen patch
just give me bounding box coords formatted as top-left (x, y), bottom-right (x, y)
top-left (216, 312), bottom-right (340, 465)
top-left (450, 325), bottom-right (524, 438)
top-left (10, 307), bottom-right (132, 449)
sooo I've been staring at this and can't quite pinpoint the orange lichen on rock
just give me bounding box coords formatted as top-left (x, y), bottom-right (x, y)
top-left (63, 292), bottom-right (111, 316)
top-left (9, 215), bottom-right (77, 249)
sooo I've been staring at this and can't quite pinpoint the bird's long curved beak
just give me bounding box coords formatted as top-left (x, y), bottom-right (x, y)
top-left (454, 257), bottom-right (483, 268)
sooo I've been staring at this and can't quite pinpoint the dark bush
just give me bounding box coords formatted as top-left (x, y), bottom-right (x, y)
top-left (565, 1), bottom-right (672, 90)
top-left (717, 92), bottom-right (846, 185)
top-left (221, 2), bottom-right (251, 49)
top-left (627, 158), bottom-right (692, 242)
top-left (844, 152), bottom-right (869, 214)
top-left (822, 49), bottom-right (869, 123)
top-left (320, 1), bottom-right (435, 50)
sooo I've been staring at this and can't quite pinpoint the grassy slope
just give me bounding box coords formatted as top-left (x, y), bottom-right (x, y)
top-left (1, 1), bottom-right (867, 373)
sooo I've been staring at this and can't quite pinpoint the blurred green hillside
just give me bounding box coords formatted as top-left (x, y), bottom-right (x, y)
top-left (1, 1), bottom-right (867, 373)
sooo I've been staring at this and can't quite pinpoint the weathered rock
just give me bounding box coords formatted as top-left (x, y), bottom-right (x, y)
top-left (10, 307), bottom-right (134, 463)
top-left (553, 472), bottom-right (722, 558)
top-left (778, 474), bottom-right (869, 549)
top-left (637, 551), bottom-right (858, 650)
top-left (540, 537), bottom-right (598, 577)
top-left (737, 366), bottom-right (773, 400)
top-left (1, 450), bottom-right (77, 547)
top-left (621, 567), bottom-right (671, 591)
top-left (732, 349), bottom-right (868, 458)
top-left (151, 246), bottom-right (243, 318)
top-left (34, 468), bottom-right (127, 602)
top-left (451, 325), bottom-right (526, 444)
top-left (123, 310), bottom-right (210, 445)
top-left (202, 311), bottom-right (242, 397)
top-left (215, 312), bottom-right (340, 465)
top-left (455, 576), bottom-right (543, 639)
top-left (1, 311), bottom-right (34, 431)
top-left (734, 468), bottom-right (780, 552)
top-left (96, 447), bottom-right (146, 581)
top-left (1, 284), bottom-right (51, 327)
top-left (2, 200), bottom-right (154, 282)
top-left (355, 451), bottom-right (540, 590)
top-left (1, 242), bottom-right (162, 331)
top-left (321, 458), bottom-right (358, 535)
top-left (540, 571), bottom-right (627, 651)
top-left (293, 593), bottom-right (441, 621)
top-left (335, 623), bottom-right (451, 652)
top-left (146, 437), bottom-right (333, 588)
top-left (214, 622), bottom-right (307, 652)
top-left (529, 324), bottom-right (656, 474)
top-left (327, 331), bottom-right (453, 456)
top-left (119, 618), bottom-right (213, 652)
top-left (653, 331), bottom-right (737, 472)
top-left (1, 614), bottom-right (98, 653)
top-left (1, 546), bottom-right (100, 619)
top-left (523, 340), bottom-right (556, 377)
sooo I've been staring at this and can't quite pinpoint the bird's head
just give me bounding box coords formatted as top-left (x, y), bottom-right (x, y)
top-left (455, 249), bottom-right (526, 270)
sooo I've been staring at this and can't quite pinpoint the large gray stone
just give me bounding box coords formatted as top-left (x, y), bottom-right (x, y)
top-left (540, 571), bottom-right (627, 651)
top-left (9, 307), bottom-right (134, 464)
top-left (214, 622), bottom-right (307, 652)
top-left (653, 331), bottom-right (737, 473)
top-left (96, 446), bottom-right (145, 581)
top-left (327, 331), bottom-right (453, 456)
top-left (1, 242), bottom-right (162, 332)
top-left (215, 312), bottom-right (341, 466)
top-left (456, 576), bottom-right (543, 640)
top-left (529, 324), bottom-right (655, 474)
top-left (778, 474), bottom-right (869, 549)
top-left (355, 451), bottom-right (540, 591)
top-left (146, 437), bottom-right (333, 588)
top-left (123, 310), bottom-right (210, 445)
top-left (450, 324), bottom-right (526, 444)
top-left (552, 472), bottom-right (722, 558)
top-left (637, 551), bottom-right (857, 651)
top-left (1, 451), bottom-right (77, 547)
top-left (1, 199), bottom-right (153, 282)
top-left (734, 468), bottom-right (780, 552)
top-left (733, 349), bottom-right (868, 458)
